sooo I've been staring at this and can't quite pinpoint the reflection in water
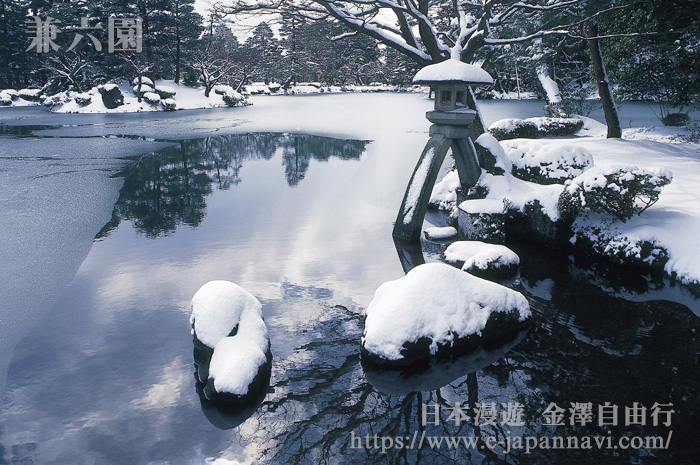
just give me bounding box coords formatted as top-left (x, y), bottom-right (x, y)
top-left (98, 133), bottom-right (368, 238)
top-left (1, 129), bottom-right (699, 464)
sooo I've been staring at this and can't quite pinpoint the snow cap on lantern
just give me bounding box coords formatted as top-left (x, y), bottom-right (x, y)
top-left (413, 58), bottom-right (493, 111)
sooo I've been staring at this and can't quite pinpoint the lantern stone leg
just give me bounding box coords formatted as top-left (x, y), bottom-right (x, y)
top-left (392, 135), bottom-right (453, 242)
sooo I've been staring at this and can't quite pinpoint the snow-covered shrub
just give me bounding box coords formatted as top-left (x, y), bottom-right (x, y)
top-left (543, 102), bottom-right (568, 118)
top-left (213, 84), bottom-right (234, 95)
top-left (361, 263), bottom-right (530, 367)
top-left (558, 165), bottom-right (672, 222)
top-left (142, 92), bottom-right (161, 104)
top-left (531, 117), bottom-right (584, 137)
top-left (132, 83), bottom-right (154, 96)
top-left (18, 88), bottom-right (42, 101)
top-left (154, 85), bottom-right (176, 99)
top-left (162, 98), bottom-right (176, 111)
top-left (1, 89), bottom-right (18, 100)
top-left (661, 112), bottom-right (690, 127)
top-left (222, 90), bottom-right (245, 107)
top-left (488, 118), bottom-right (539, 141)
top-left (0, 95), bottom-right (11, 106)
top-left (75, 92), bottom-right (92, 106)
top-left (132, 76), bottom-right (154, 87)
top-left (42, 93), bottom-right (68, 108)
top-left (504, 140), bottom-right (593, 185)
top-left (572, 224), bottom-right (669, 269)
top-left (267, 83), bottom-right (281, 93)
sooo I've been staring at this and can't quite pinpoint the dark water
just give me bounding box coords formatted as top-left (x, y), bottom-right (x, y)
top-left (1, 131), bottom-right (699, 465)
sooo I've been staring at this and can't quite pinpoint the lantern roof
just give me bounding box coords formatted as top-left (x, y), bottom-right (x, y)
top-left (412, 59), bottom-right (493, 86)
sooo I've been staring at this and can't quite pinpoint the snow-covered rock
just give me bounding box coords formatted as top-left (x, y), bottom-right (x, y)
top-left (132, 83), bottom-right (154, 95)
top-left (98, 84), bottom-right (124, 109)
top-left (0, 95), bottom-right (11, 106)
top-left (444, 241), bottom-right (520, 279)
top-left (361, 263), bottom-right (530, 367)
top-left (424, 226), bottom-right (458, 240)
top-left (429, 169), bottom-right (460, 211)
top-left (190, 280), bottom-right (272, 404)
top-left (503, 139), bottom-right (594, 185)
top-left (474, 133), bottom-right (511, 175)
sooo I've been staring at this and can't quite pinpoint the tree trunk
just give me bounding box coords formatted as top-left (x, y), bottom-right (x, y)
top-left (175, 36), bottom-right (181, 84)
top-left (587, 23), bottom-right (621, 138)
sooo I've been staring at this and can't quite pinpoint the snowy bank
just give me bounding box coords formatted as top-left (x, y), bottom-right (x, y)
top-left (361, 263), bottom-right (530, 367)
top-left (48, 80), bottom-right (249, 113)
top-left (190, 280), bottom-right (272, 403)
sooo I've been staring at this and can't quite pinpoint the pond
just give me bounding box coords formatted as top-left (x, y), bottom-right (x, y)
top-left (0, 97), bottom-right (699, 464)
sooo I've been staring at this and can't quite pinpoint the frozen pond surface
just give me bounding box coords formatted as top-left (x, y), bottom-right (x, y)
top-left (1, 95), bottom-right (699, 464)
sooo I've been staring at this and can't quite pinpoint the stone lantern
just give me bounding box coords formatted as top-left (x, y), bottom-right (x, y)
top-left (392, 59), bottom-right (493, 243)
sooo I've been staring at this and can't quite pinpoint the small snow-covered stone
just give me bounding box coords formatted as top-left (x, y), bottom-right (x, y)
top-left (424, 226), bottom-right (458, 240)
top-left (162, 98), bottom-right (176, 111)
top-left (190, 281), bottom-right (272, 403)
top-left (444, 241), bottom-right (519, 279)
top-left (361, 263), bottom-right (530, 367)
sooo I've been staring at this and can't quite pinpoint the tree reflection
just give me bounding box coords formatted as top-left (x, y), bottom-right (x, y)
top-left (96, 133), bottom-right (367, 238)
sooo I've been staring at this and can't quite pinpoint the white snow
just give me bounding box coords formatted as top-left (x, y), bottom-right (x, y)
top-left (362, 262), bottom-right (530, 361)
top-left (132, 84), bottom-right (154, 94)
top-left (475, 133), bottom-right (512, 173)
top-left (459, 198), bottom-right (506, 214)
top-left (429, 169), bottom-right (459, 210)
top-left (536, 65), bottom-right (561, 103)
top-left (503, 139), bottom-right (594, 180)
top-left (444, 241), bottom-right (520, 271)
top-left (424, 226), bottom-right (458, 240)
top-left (190, 280), bottom-right (270, 396)
top-left (190, 280), bottom-right (262, 348)
top-left (413, 59), bottom-right (493, 85)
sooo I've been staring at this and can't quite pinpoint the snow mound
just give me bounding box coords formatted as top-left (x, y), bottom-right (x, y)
top-left (503, 139), bottom-right (594, 184)
top-left (362, 263), bottom-right (530, 364)
top-left (413, 59), bottom-right (493, 85)
top-left (444, 241), bottom-right (520, 272)
top-left (424, 226), bottom-right (458, 240)
top-left (429, 169), bottom-right (460, 211)
top-left (190, 281), bottom-right (270, 397)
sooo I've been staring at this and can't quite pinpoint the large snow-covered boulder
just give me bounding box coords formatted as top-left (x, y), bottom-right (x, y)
top-left (444, 241), bottom-right (520, 279)
top-left (361, 263), bottom-right (530, 367)
top-left (142, 92), bottom-right (161, 104)
top-left (190, 280), bottom-right (272, 404)
top-left (98, 83), bottom-right (124, 109)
